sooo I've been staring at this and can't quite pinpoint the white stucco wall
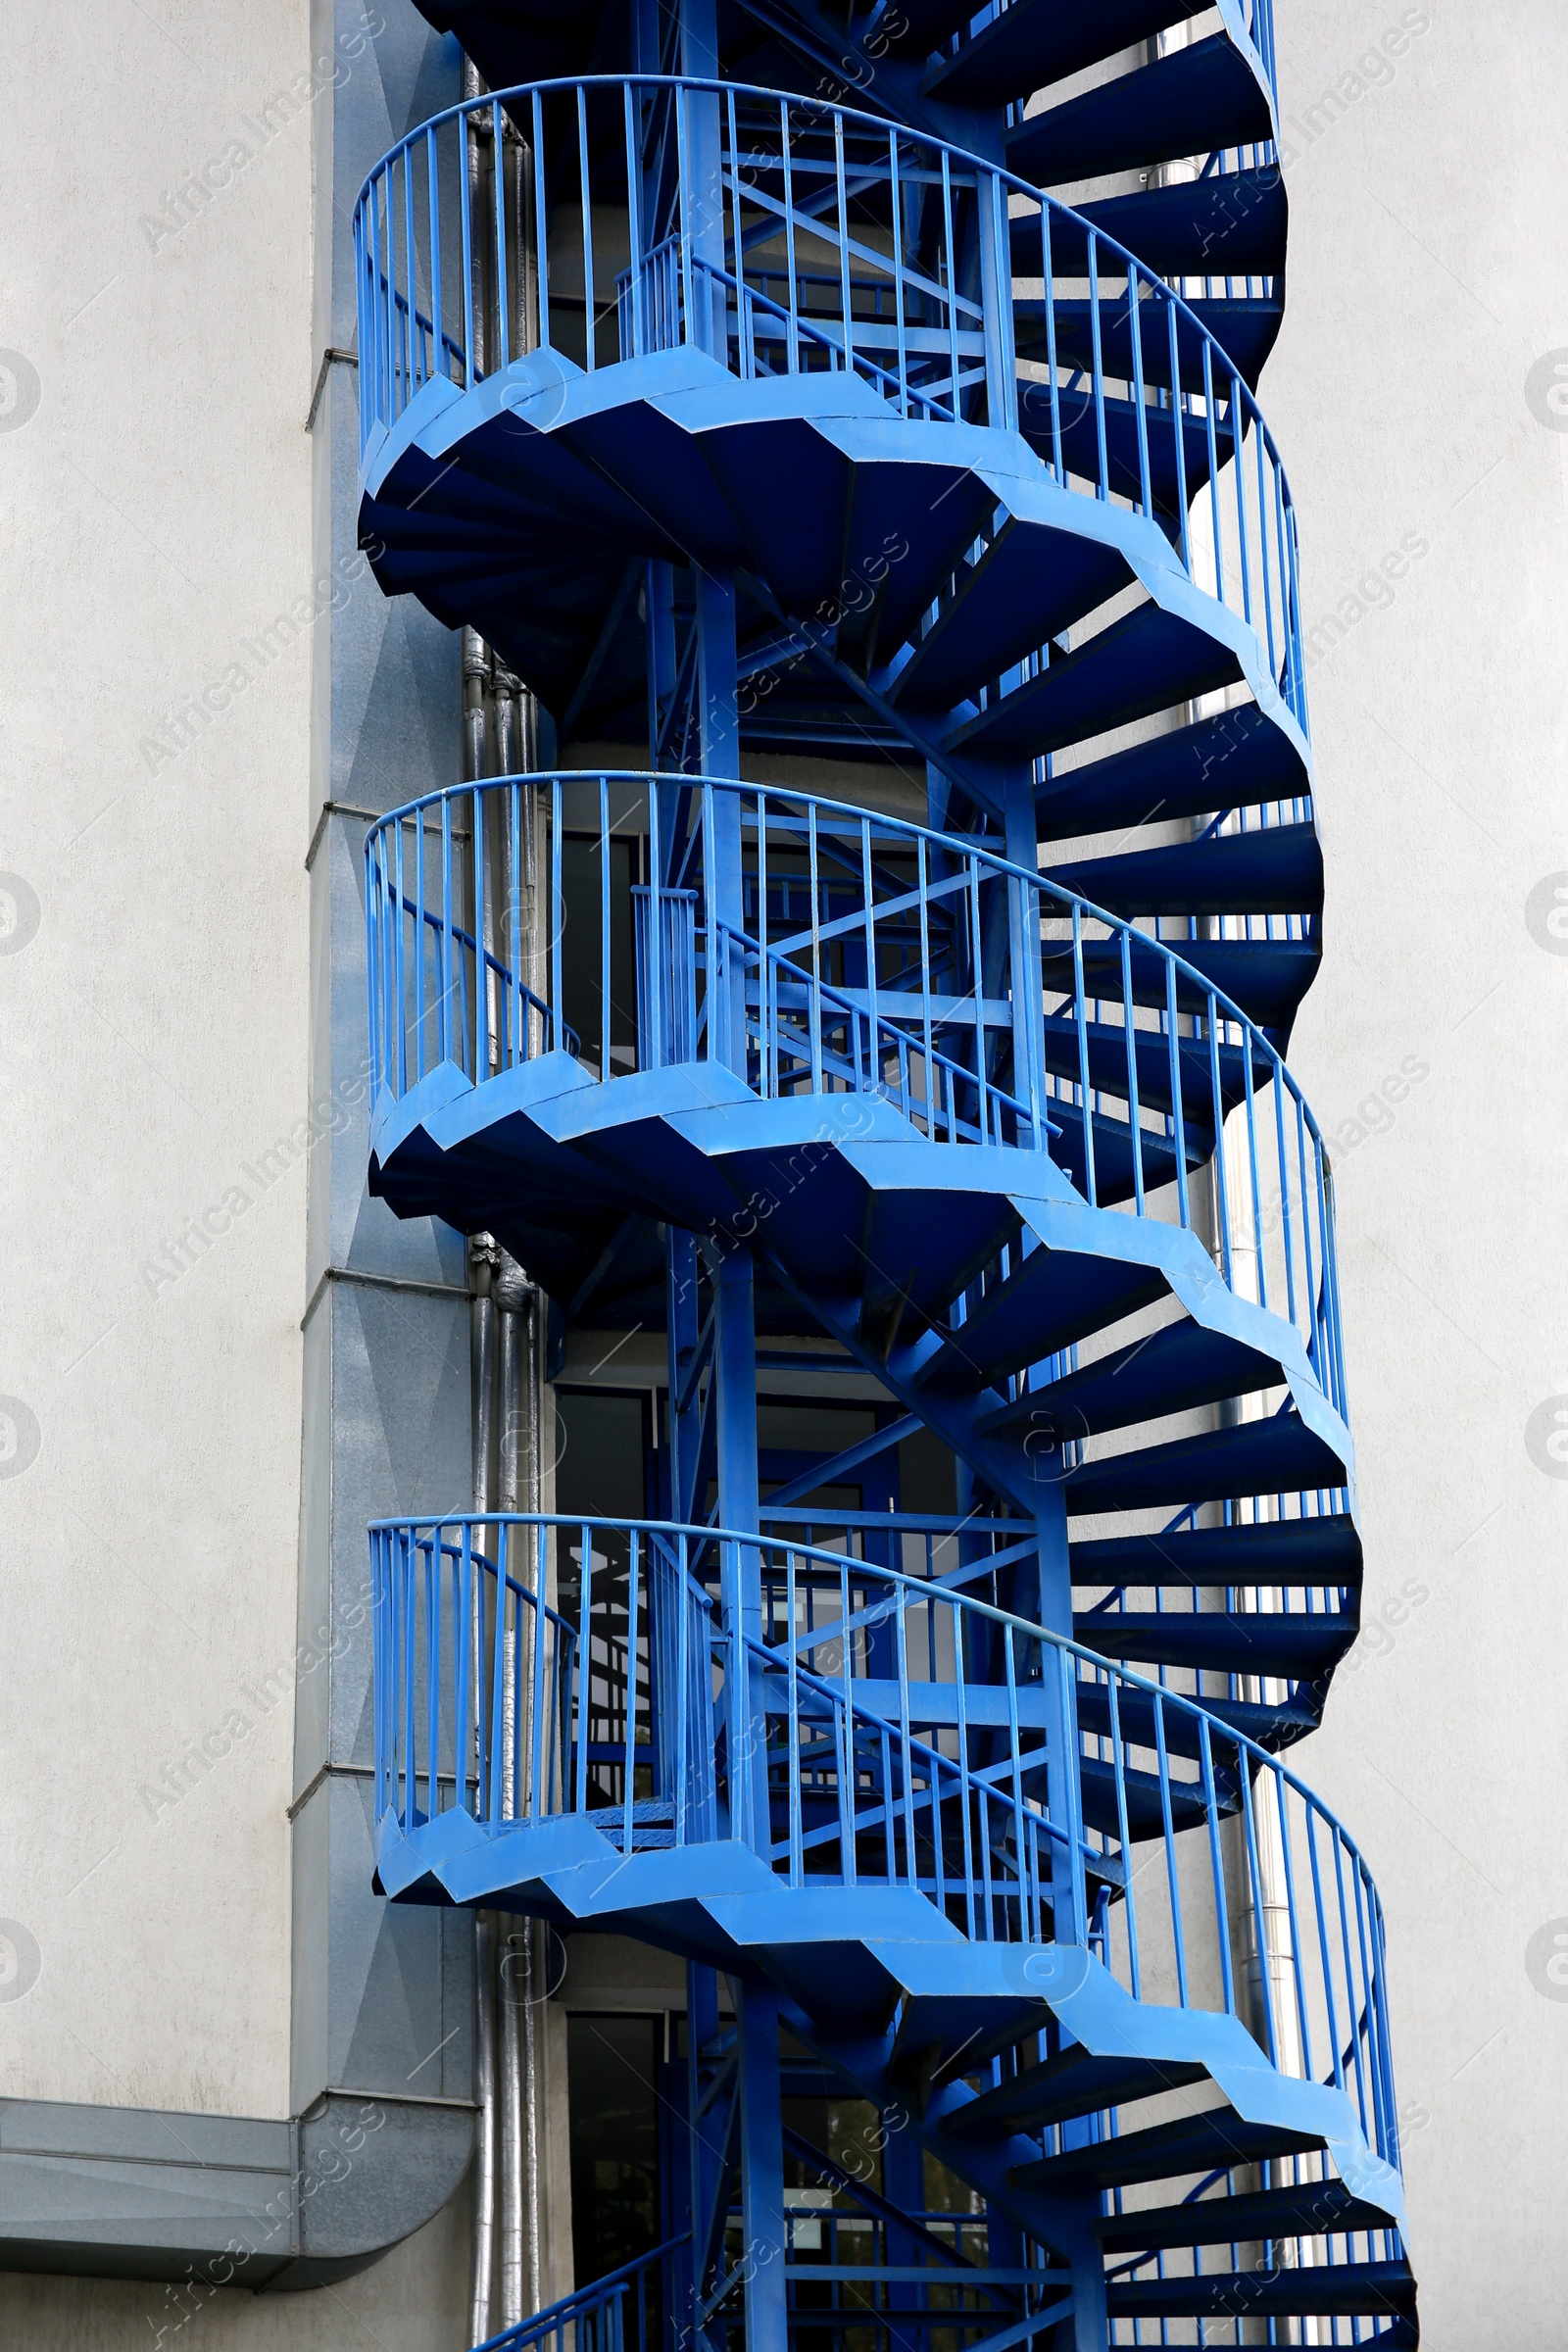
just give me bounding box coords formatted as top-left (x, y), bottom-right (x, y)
top-left (1270, 2), bottom-right (1568, 2341)
top-left (0, 0), bottom-right (315, 2116)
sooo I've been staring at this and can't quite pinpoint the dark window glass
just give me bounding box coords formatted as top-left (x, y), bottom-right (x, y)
top-left (561, 833), bottom-right (637, 1080)
top-left (556, 1389), bottom-right (649, 1521)
top-left (568, 2012), bottom-right (662, 2283)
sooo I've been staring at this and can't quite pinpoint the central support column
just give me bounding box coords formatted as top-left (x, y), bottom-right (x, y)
top-left (736, 1979), bottom-right (789, 2352)
top-left (999, 756), bottom-right (1047, 1144)
top-left (714, 1242), bottom-right (766, 1855)
top-left (676, 316), bottom-right (787, 2352)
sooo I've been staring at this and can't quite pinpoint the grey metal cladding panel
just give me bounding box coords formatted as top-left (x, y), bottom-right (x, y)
top-left (329, 1279), bottom-right (469, 1772)
top-left (0, 2092), bottom-right (469, 2287)
top-left (329, 1774), bottom-right (475, 2100)
top-left (0, 2151), bottom-right (287, 2244)
top-left (0, 2236), bottom-right (294, 2290)
top-left (0, 2100), bottom-right (289, 2170)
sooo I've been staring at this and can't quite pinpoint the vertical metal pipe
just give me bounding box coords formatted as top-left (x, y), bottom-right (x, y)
top-left (494, 1248), bottom-right (541, 2328)
top-left (468, 1228), bottom-right (500, 2344)
top-left (455, 54), bottom-right (554, 2350)
top-left (465, 55), bottom-right (490, 384)
top-left (464, 627), bottom-right (490, 791)
top-left (497, 1917), bottom-right (527, 2328)
top-left (469, 1909), bottom-right (499, 2345)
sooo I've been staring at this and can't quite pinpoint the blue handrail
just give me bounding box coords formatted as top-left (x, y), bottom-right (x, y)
top-left (353, 75), bottom-right (1307, 732)
top-left (370, 1512), bottom-right (1398, 2172)
top-left (476, 2234), bottom-right (688, 2352)
top-left (366, 770), bottom-right (1342, 1405)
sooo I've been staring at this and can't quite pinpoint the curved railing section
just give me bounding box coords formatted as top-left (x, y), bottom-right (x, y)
top-left (370, 1510), bottom-right (1399, 2182)
top-left (354, 75), bottom-right (1307, 734)
top-left (367, 770), bottom-right (1343, 1407)
top-left (476, 2235), bottom-right (686, 2352)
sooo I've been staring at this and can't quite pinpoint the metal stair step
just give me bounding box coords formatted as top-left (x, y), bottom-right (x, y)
top-left (1016, 385), bottom-right (1218, 527)
top-left (1072, 1513), bottom-right (1362, 1592)
top-left (1075, 1607), bottom-right (1356, 1682)
top-left (893, 522), bottom-right (1129, 714)
top-left (1036, 1012), bottom-right (1235, 1140)
top-left (943, 2045), bottom-right (1208, 2139)
top-left (1023, 168), bottom-right (1288, 280)
top-left (980, 1321), bottom-right (1287, 1446)
top-left (1064, 1412), bottom-right (1349, 1515)
top-left (1098, 2176), bottom-right (1401, 2249)
top-left (915, 1250), bottom-right (1167, 1396)
top-left (1030, 294), bottom-right (1284, 397)
top-left (1046, 822), bottom-right (1323, 921)
top-left (1042, 932), bottom-right (1319, 1038)
top-left (1012, 2107), bottom-right (1326, 2194)
top-left (1037, 1099), bottom-right (1208, 1211)
top-left (1106, 2260), bottom-right (1416, 2323)
top-left (1035, 703), bottom-right (1307, 847)
top-left (1005, 34), bottom-right (1274, 186)
top-left (911, 0), bottom-right (1212, 97)
top-left (946, 604), bottom-right (1242, 764)
top-left (1073, 1677), bottom-right (1321, 1757)
top-left (1078, 1753), bottom-right (1237, 1840)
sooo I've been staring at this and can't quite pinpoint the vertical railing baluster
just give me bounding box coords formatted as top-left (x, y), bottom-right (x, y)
top-left (623, 1529), bottom-right (640, 1852)
top-left (1166, 955), bottom-right (1189, 1227)
top-left (860, 815), bottom-right (877, 1100)
top-left (782, 101), bottom-right (801, 374)
top-left (532, 90), bottom-right (550, 352)
top-left (1232, 374), bottom-right (1252, 623)
top-left (1304, 1801), bottom-right (1345, 2089)
top-left (1202, 337), bottom-right (1224, 601)
top-left (1128, 265), bottom-right (1152, 517)
top-left (1073, 905), bottom-right (1097, 1204)
top-left (459, 106), bottom-right (475, 384)
top-left (1207, 993), bottom-right (1232, 1286)
top-left (1199, 1714), bottom-right (1234, 2015)
top-left (1244, 1029), bottom-right (1267, 1310)
top-left (1275, 1775), bottom-right (1315, 2080)
top-left (600, 775), bottom-right (612, 1081)
top-left (1255, 419), bottom-right (1278, 674)
top-left (1087, 234), bottom-right (1108, 498)
top-left (427, 123), bottom-right (443, 381)
top-left (1105, 1673), bottom-right (1139, 1997)
top-left (1166, 294), bottom-right (1190, 573)
top-left (551, 775), bottom-right (564, 1052)
top-left (574, 1522), bottom-right (592, 1813)
top-left (492, 99), bottom-right (510, 371)
top-left (1239, 1760), bottom-right (1279, 2064)
top-left (835, 111), bottom-right (855, 387)
top-left (404, 140), bottom-right (418, 391)
top-left (808, 800), bottom-right (823, 1093)
top-left (1153, 1694), bottom-right (1188, 2005)
top-left (940, 147), bottom-right (959, 417)
top-left (888, 127), bottom-right (906, 416)
top-left (1041, 205), bottom-right (1063, 482)
top-left (1120, 925), bottom-right (1145, 1213)
top-left (456, 1522), bottom-right (472, 1812)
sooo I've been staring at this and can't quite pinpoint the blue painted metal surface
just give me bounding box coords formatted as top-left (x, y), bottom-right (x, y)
top-left (359, 2), bottom-right (1416, 2341)
top-left (475, 2235), bottom-right (689, 2352)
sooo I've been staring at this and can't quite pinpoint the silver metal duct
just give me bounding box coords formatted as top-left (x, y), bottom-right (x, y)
top-left (467, 1229), bottom-right (501, 2346)
top-left (464, 636), bottom-right (548, 2338)
top-left (494, 1248), bottom-right (542, 2327)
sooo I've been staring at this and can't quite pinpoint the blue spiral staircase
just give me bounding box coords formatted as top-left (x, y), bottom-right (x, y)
top-left (354, 1), bottom-right (1417, 2341)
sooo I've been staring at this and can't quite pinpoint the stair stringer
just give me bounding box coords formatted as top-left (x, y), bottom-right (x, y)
top-left (372, 1068), bottom-right (1351, 1507)
top-left (361, 343), bottom-right (1313, 809)
top-left (370, 1801), bottom-right (1404, 2245)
